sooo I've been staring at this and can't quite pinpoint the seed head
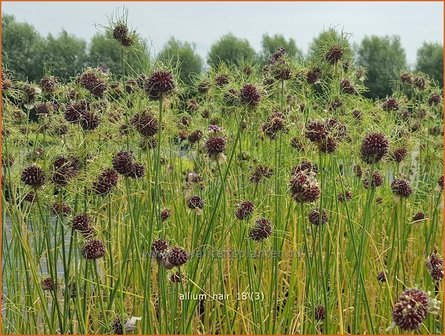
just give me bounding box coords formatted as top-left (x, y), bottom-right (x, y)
top-left (426, 250), bottom-right (444, 281)
top-left (21, 165), bottom-right (45, 188)
top-left (360, 133), bottom-right (389, 164)
top-left (131, 111), bottom-right (158, 137)
top-left (81, 239), bottom-right (105, 260)
top-left (93, 168), bottom-right (119, 195)
top-left (240, 84), bottom-right (261, 107)
top-left (392, 288), bottom-right (430, 331)
top-left (41, 277), bottom-right (55, 291)
top-left (144, 70), bottom-right (175, 100)
top-left (187, 195), bottom-right (204, 211)
top-left (325, 45), bottom-right (344, 64)
top-left (249, 218), bottom-right (272, 241)
top-left (363, 170), bottom-right (384, 189)
top-left (167, 247), bottom-right (189, 266)
top-left (308, 208), bottom-right (328, 225)
top-left (391, 179), bottom-right (412, 198)
top-left (235, 200), bottom-right (254, 220)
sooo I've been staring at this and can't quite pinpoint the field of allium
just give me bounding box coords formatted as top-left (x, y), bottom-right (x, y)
top-left (1, 20), bottom-right (444, 335)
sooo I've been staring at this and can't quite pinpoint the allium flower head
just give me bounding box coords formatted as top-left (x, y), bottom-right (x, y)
top-left (81, 239), bottom-right (105, 260)
top-left (250, 165), bottom-right (273, 184)
top-left (308, 208), bottom-right (328, 225)
top-left (391, 147), bottom-right (408, 163)
top-left (112, 151), bottom-right (136, 176)
top-left (152, 239), bottom-right (169, 261)
top-left (240, 84), bottom-right (261, 107)
top-left (391, 178), bottom-right (412, 198)
top-left (41, 277), bottom-right (55, 291)
top-left (205, 136), bottom-right (227, 161)
top-left (314, 304), bottom-right (326, 321)
top-left (426, 250), bottom-right (444, 281)
top-left (363, 170), bottom-right (384, 189)
top-left (438, 175), bottom-right (444, 190)
top-left (21, 165), bottom-right (45, 188)
top-left (166, 247), bottom-right (189, 267)
top-left (306, 67), bottom-right (322, 84)
top-left (40, 75), bottom-right (58, 93)
top-left (187, 195), bottom-right (204, 214)
top-left (235, 200), bottom-right (254, 220)
top-left (144, 70), bottom-right (175, 100)
top-left (382, 97), bottom-right (399, 111)
top-left (93, 168), bottom-right (119, 195)
top-left (249, 218), bottom-right (272, 241)
top-left (131, 111), bottom-right (158, 137)
top-left (72, 213), bottom-right (94, 237)
top-left (289, 171), bottom-right (321, 203)
top-left (79, 68), bottom-right (107, 98)
top-left (51, 202), bottom-right (72, 217)
top-left (325, 45), bottom-right (344, 64)
top-left (392, 288), bottom-right (432, 331)
top-left (360, 133), bottom-right (389, 164)
top-left (161, 208), bottom-right (171, 222)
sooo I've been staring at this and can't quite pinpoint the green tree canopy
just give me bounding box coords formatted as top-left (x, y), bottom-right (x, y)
top-left (2, 14), bottom-right (45, 81)
top-left (37, 30), bottom-right (88, 80)
top-left (415, 42), bottom-right (443, 87)
top-left (157, 37), bottom-right (203, 85)
top-left (88, 32), bottom-right (150, 77)
top-left (260, 33), bottom-right (302, 63)
top-left (207, 33), bottom-right (256, 68)
top-left (356, 35), bottom-right (407, 98)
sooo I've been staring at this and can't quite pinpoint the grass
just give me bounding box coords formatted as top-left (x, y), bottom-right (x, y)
top-left (1, 25), bottom-right (444, 335)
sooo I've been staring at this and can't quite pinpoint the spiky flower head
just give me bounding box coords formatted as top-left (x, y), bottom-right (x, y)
top-left (112, 151), bottom-right (135, 176)
top-left (65, 100), bottom-right (89, 123)
top-left (249, 218), bottom-right (272, 241)
top-left (93, 168), bottom-right (119, 195)
top-left (131, 111), bottom-right (158, 137)
top-left (377, 271), bottom-right (387, 283)
top-left (428, 93), bottom-right (442, 106)
top-left (161, 208), bottom-right (171, 222)
top-left (363, 170), bottom-right (384, 189)
top-left (205, 136), bottom-right (227, 161)
top-left (21, 165), bottom-right (45, 188)
top-left (152, 239), bottom-right (169, 261)
top-left (392, 288), bottom-right (432, 331)
top-left (187, 195), bottom-right (204, 214)
top-left (166, 247), bottom-right (189, 267)
top-left (391, 178), bottom-right (412, 198)
top-left (426, 250), bottom-right (444, 281)
top-left (235, 200), bottom-right (254, 220)
top-left (308, 208), bottom-right (328, 225)
top-left (78, 68), bottom-right (107, 98)
top-left (337, 191), bottom-right (352, 202)
top-left (360, 133), bottom-right (389, 164)
top-left (306, 67), bottom-right (322, 84)
top-left (72, 213), bottom-right (94, 237)
top-left (391, 147), bottom-right (408, 163)
top-left (325, 45), bottom-right (344, 64)
top-left (438, 175), bottom-right (444, 190)
top-left (240, 84), bottom-right (261, 108)
top-left (289, 171), bottom-right (321, 203)
top-left (144, 70), bottom-right (175, 100)
top-left (382, 97), bottom-right (399, 111)
top-left (412, 212), bottom-right (426, 222)
top-left (188, 130), bottom-right (203, 144)
top-left (79, 111), bottom-right (100, 131)
top-left (41, 277), bottom-right (55, 291)
top-left (81, 239), bottom-right (105, 260)
top-left (40, 75), bottom-right (58, 93)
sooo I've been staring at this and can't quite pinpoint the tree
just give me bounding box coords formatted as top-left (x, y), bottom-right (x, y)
top-left (416, 42), bottom-right (443, 87)
top-left (157, 38), bottom-right (203, 85)
top-left (207, 33), bottom-right (256, 68)
top-left (37, 30), bottom-right (88, 80)
top-left (88, 32), bottom-right (150, 77)
top-left (356, 35), bottom-right (407, 98)
top-left (2, 14), bottom-right (45, 81)
top-left (260, 34), bottom-right (302, 63)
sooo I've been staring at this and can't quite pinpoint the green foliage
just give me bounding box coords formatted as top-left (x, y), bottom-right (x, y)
top-left (157, 38), bottom-right (203, 85)
top-left (356, 35), bottom-right (407, 99)
top-left (2, 14), bottom-right (45, 81)
top-left (207, 33), bottom-right (256, 68)
top-left (88, 32), bottom-right (150, 77)
top-left (37, 31), bottom-right (88, 80)
top-left (416, 42), bottom-right (443, 87)
top-left (260, 34), bottom-right (302, 63)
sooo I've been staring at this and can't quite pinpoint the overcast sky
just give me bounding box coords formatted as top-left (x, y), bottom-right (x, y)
top-left (3, 1), bottom-right (443, 66)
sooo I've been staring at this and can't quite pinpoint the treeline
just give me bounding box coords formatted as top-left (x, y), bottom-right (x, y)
top-left (2, 13), bottom-right (443, 98)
